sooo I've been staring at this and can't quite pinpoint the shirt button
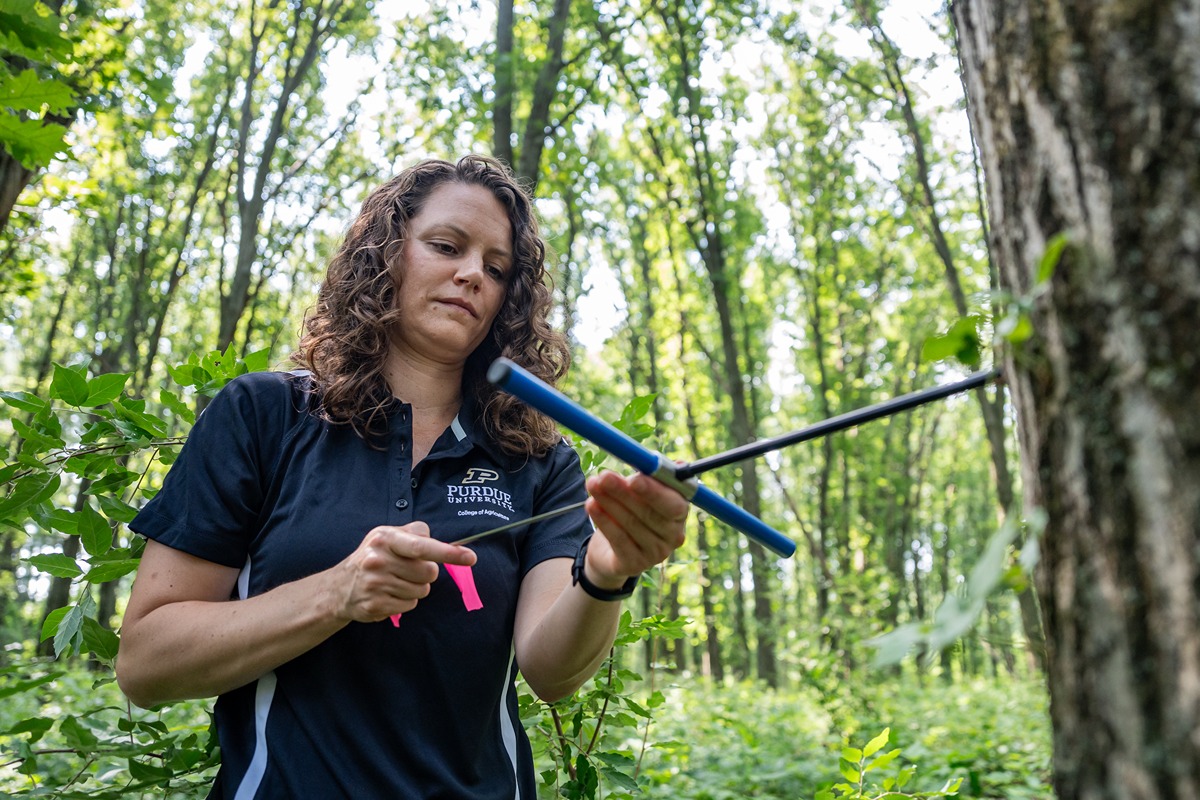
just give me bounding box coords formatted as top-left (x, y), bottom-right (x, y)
top-left (395, 498), bottom-right (409, 510)
top-left (410, 478), bottom-right (418, 488)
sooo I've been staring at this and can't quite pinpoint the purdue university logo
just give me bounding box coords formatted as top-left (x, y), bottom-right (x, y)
top-left (462, 468), bottom-right (500, 485)
top-left (447, 468), bottom-right (515, 515)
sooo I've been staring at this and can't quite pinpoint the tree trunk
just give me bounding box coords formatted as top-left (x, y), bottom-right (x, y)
top-left (515, 0), bottom-right (571, 190)
top-left (218, 0), bottom-right (343, 350)
top-left (954, 0), bottom-right (1200, 796)
top-left (492, 0), bottom-right (515, 167)
top-left (0, 151), bottom-right (36, 235)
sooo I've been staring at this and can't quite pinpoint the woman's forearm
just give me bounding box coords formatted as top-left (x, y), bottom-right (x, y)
top-left (116, 570), bottom-right (350, 707)
top-left (513, 559), bottom-right (628, 703)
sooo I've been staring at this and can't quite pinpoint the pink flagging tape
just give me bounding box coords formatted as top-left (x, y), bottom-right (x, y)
top-left (389, 563), bottom-right (484, 626)
top-left (446, 563), bottom-right (484, 611)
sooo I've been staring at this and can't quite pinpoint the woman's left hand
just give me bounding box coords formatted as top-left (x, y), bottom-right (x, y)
top-left (582, 470), bottom-right (690, 588)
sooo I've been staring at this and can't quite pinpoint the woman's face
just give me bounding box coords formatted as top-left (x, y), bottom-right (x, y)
top-left (389, 182), bottom-right (514, 368)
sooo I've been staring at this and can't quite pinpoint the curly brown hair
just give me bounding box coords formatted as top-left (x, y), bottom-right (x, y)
top-left (294, 155), bottom-right (570, 458)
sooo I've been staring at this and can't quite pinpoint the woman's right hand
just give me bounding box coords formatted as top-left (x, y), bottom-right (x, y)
top-left (325, 522), bottom-right (477, 623)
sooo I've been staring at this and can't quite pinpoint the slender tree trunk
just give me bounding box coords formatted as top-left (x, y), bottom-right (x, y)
top-left (955, 0), bottom-right (1200, 796)
top-left (492, 0), bottom-right (515, 167)
top-left (218, 0), bottom-right (344, 349)
top-left (515, 0), bottom-right (571, 190)
top-left (675, 255), bottom-right (725, 684)
top-left (731, 543), bottom-right (751, 681)
top-left (0, 152), bottom-right (36, 235)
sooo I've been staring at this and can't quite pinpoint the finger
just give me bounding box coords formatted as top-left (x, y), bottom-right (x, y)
top-left (587, 472), bottom-right (688, 540)
top-left (372, 526), bottom-right (477, 566)
top-left (625, 473), bottom-right (691, 527)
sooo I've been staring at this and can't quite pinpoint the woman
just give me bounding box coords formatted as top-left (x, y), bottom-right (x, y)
top-left (116, 155), bottom-right (688, 798)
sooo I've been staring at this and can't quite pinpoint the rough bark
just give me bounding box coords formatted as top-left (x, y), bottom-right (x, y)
top-left (954, 0), bottom-right (1200, 797)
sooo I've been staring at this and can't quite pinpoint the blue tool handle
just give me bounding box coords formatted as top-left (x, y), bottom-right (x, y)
top-left (487, 359), bottom-right (660, 475)
top-left (690, 486), bottom-right (796, 558)
top-left (487, 358), bottom-right (796, 558)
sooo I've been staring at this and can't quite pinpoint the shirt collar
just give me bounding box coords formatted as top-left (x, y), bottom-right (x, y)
top-left (430, 391), bottom-right (521, 468)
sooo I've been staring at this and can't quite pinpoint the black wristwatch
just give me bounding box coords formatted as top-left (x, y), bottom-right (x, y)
top-left (571, 535), bottom-right (639, 601)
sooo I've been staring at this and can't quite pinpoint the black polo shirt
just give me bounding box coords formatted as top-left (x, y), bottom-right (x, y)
top-left (130, 371), bottom-right (591, 799)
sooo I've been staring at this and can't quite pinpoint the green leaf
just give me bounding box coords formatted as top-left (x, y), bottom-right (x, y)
top-left (0, 390), bottom-right (48, 414)
top-left (160, 388), bottom-right (195, 425)
top-left (839, 756), bottom-right (860, 783)
top-left (89, 468), bottom-right (139, 496)
top-left (868, 622), bottom-right (925, 667)
top-left (996, 311), bottom-right (1034, 344)
top-left (52, 603), bottom-right (84, 656)
top-left (618, 393), bottom-right (657, 427)
top-left (864, 728), bottom-right (890, 758)
top-left (921, 316), bottom-right (982, 368)
top-left (0, 472), bottom-right (60, 520)
top-left (1037, 233), bottom-right (1069, 284)
top-left (127, 757), bottom-right (173, 782)
top-left (167, 362), bottom-right (209, 388)
top-left (3, 716), bottom-right (54, 741)
top-left (868, 748), bottom-right (902, 772)
top-left (40, 604), bottom-right (69, 641)
top-left (0, 68), bottom-right (76, 114)
top-left (12, 416), bottom-right (62, 451)
top-left (25, 553), bottom-right (81, 578)
top-left (82, 616), bottom-right (119, 661)
top-left (600, 765), bottom-right (639, 791)
top-left (0, 672), bottom-right (57, 699)
top-left (0, 111), bottom-right (69, 167)
top-left (84, 557), bottom-right (139, 583)
top-left (111, 398), bottom-right (169, 438)
top-left (50, 362), bottom-right (89, 406)
top-left (59, 715), bottom-right (98, 748)
top-left (98, 492), bottom-right (138, 523)
top-left (243, 348), bottom-right (270, 373)
top-left (0, 0), bottom-right (74, 59)
top-left (77, 501), bottom-right (112, 556)
top-left (84, 372), bottom-right (130, 407)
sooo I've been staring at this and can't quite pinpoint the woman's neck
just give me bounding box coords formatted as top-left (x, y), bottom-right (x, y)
top-left (383, 350), bottom-right (464, 408)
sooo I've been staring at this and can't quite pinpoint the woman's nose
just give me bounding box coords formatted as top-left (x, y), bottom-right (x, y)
top-left (455, 252), bottom-right (484, 286)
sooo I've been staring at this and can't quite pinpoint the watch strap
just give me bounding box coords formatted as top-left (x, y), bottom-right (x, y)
top-left (571, 534), bottom-right (638, 601)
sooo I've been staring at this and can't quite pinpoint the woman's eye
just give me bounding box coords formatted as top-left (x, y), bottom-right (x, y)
top-left (487, 265), bottom-right (506, 279)
top-left (433, 241), bottom-right (456, 254)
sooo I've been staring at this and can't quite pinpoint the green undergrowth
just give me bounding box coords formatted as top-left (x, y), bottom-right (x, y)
top-left (3, 656), bottom-right (1052, 798)
top-left (625, 676), bottom-right (1052, 799)
top-left (0, 659), bottom-right (216, 797)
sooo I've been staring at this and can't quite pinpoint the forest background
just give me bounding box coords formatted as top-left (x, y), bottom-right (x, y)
top-left (0, 0), bottom-right (1054, 797)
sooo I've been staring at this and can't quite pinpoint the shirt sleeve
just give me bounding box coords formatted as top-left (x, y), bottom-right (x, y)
top-left (129, 373), bottom-right (288, 568)
top-left (517, 441), bottom-right (592, 576)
